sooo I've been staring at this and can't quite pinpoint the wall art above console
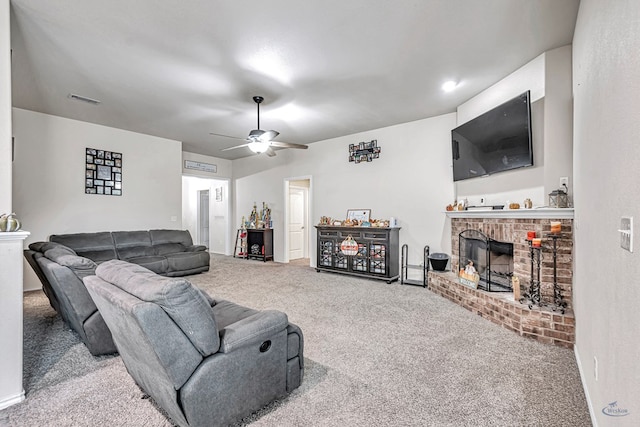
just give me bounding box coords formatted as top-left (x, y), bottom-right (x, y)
top-left (85, 147), bottom-right (123, 196)
top-left (349, 139), bottom-right (380, 163)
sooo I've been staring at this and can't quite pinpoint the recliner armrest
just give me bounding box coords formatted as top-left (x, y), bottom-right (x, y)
top-left (218, 310), bottom-right (288, 353)
top-left (185, 245), bottom-right (207, 252)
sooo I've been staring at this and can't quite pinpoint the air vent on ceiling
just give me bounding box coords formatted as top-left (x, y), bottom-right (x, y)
top-left (67, 93), bottom-right (101, 105)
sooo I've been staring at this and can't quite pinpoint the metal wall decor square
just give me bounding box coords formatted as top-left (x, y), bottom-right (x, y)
top-left (85, 147), bottom-right (123, 196)
top-left (349, 139), bottom-right (380, 163)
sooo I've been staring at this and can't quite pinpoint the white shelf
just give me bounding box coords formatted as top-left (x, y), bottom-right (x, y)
top-left (445, 208), bottom-right (574, 219)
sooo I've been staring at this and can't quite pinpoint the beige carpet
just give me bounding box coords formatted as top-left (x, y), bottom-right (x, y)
top-left (1, 254), bottom-right (592, 426)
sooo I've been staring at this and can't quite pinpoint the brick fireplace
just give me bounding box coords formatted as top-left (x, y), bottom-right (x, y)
top-left (428, 209), bottom-right (575, 348)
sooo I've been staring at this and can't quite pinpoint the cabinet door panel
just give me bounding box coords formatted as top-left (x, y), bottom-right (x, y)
top-left (369, 243), bottom-right (387, 274)
top-left (333, 246), bottom-right (348, 269)
top-left (352, 243), bottom-right (368, 272)
top-left (319, 240), bottom-right (333, 267)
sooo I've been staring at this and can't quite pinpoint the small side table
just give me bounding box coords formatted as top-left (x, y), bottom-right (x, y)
top-left (246, 229), bottom-right (273, 262)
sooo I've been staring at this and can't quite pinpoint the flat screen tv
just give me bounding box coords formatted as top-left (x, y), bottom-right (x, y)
top-left (451, 90), bottom-right (533, 182)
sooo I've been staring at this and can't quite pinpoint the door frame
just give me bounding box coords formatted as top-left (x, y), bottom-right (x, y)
top-left (283, 176), bottom-right (312, 264)
top-left (182, 174), bottom-right (232, 256)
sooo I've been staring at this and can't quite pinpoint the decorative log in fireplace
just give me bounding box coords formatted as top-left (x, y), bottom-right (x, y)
top-left (459, 229), bottom-right (513, 292)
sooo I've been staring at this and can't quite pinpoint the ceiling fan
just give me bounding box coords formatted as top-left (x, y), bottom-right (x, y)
top-left (211, 96), bottom-right (308, 157)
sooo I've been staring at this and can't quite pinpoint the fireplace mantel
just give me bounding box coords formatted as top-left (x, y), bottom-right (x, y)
top-left (446, 208), bottom-right (574, 219)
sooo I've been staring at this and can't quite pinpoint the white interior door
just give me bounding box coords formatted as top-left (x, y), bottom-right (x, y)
top-left (288, 186), bottom-right (306, 260)
top-left (198, 189), bottom-right (210, 248)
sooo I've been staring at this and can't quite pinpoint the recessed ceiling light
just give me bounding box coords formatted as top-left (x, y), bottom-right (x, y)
top-left (442, 81), bottom-right (458, 92)
top-left (67, 93), bottom-right (101, 105)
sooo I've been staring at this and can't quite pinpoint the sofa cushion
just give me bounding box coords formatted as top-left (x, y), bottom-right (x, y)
top-left (50, 232), bottom-right (116, 263)
top-left (44, 246), bottom-right (97, 272)
top-left (112, 231), bottom-right (156, 260)
top-left (95, 260), bottom-right (219, 356)
top-left (126, 256), bottom-right (169, 275)
top-left (212, 299), bottom-right (260, 330)
top-left (165, 251), bottom-right (211, 273)
top-left (154, 243), bottom-right (186, 256)
top-left (149, 229), bottom-right (193, 247)
top-left (29, 241), bottom-right (71, 254)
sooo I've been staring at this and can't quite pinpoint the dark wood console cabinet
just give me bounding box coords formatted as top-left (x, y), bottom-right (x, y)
top-left (246, 229), bottom-right (273, 262)
top-left (315, 226), bottom-right (400, 283)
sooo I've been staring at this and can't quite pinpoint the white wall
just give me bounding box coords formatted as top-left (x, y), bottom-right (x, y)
top-left (12, 108), bottom-right (183, 290)
top-left (0, 0), bottom-right (11, 213)
top-left (573, 1), bottom-right (640, 425)
top-left (456, 47), bottom-right (573, 208)
top-left (233, 113), bottom-right (457, 266)
top-left (0, 0), bottom-right (26, 411)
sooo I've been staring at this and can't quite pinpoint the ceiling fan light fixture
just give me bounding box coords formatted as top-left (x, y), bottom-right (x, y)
top-left (248, 129), bottom-right (265, 140)
top-left (260, 130), bottom-right (279, 142)
top-left (248, 141), bottom-right (270, 153)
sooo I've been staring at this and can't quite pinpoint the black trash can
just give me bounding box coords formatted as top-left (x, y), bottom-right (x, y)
top-left (428, 253), bottom-right (450, 271)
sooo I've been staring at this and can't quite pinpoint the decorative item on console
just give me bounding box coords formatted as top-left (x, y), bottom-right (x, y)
top-left (340, 235), bottom-right (359, 256)
top-left (524, 198), bottom-right (533, 209)
top-left (261, 202), bottom-right (271, 228)
top-left (318, 216), bottom-right (332, 226)
top-left (245, 202), bottom-right (271, 229)
top-left (317, 212), bottom-right (390, 228)
top-left (0, 213), bottom-right (21, 232)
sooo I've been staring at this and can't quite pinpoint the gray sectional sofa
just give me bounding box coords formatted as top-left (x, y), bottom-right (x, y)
top-left (24, 229), bottom-right (210, 355)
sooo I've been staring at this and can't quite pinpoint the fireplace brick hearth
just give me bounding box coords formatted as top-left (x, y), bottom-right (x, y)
top-left (428, 271), bottom-right (575, 348)
top-left (434, 210), bottom-right (575, 347)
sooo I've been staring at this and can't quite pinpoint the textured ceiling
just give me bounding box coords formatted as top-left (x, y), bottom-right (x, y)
top-left (10, 0), bottom-right (580, 160)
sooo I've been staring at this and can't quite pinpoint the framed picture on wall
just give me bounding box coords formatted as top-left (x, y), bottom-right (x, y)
top-left (85, 147), bottom-right (123, 196)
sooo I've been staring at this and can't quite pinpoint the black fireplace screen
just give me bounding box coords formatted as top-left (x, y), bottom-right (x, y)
top-left (459, 229), bottom-right (513, 292)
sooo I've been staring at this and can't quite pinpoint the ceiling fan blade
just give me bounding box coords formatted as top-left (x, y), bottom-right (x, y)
top-left (209, 132), bottom-right (248, 142)
top-left (269, 141), bottom-right (308, 150)
top-left (221, 143), bottom-right (251, 151)
top-left (265, 147), bottom-right (277, 157)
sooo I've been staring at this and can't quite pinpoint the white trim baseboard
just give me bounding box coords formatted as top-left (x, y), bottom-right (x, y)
top-left (574, 345), bottom-right (598, 427)
top-left (0, 390), bottom-right (25, 410)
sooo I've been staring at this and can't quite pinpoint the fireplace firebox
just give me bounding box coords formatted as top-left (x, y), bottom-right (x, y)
top-left (459, 229), bottom-right (513, 292)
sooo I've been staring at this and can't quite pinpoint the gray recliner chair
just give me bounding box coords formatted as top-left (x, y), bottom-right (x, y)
top-left (84, 260), bottom-right (304, 427)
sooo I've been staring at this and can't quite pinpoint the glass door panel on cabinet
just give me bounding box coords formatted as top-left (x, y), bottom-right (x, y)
top-left (319, 240), bottom-right (333, 267)
top-left (352, 243), bottom-right (368, 272)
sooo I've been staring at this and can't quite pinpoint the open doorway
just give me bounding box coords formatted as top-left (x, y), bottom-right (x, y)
top-left (284, 177), bottom-right (311, 265)
top-left (182, 176), bottom-right (231, 255)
